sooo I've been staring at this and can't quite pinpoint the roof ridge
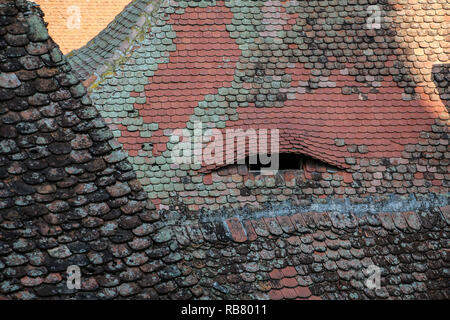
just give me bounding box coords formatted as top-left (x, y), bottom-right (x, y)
top-left (67, 0), bottom-right (164, 88)
top-left (156, 193), bottom-right (449, 223)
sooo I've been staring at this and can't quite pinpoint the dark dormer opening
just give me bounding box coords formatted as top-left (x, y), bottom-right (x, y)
top-left (246, 153), bottom-right (304, 174)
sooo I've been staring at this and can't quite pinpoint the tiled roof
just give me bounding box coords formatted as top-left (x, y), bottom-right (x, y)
top-left (433, 63), bottom-right (449, 111)
top-left (67, 0), bottom-right (450, 212)
top-left (0, 0), bottom-right (158, 299)
top-left (32, 0), bottom-right (131, 54)
top-left (0, 0), bottom-right (449, 301)
top-left (67, 0), bottom-right (159, 82)
top-left (158, 206), bottom-right (450, 300)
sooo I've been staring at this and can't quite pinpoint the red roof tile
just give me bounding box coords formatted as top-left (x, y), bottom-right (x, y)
top-left (68, 0), bottom-right (448, 173)
top-left (226, 218), bottom-right (247, 243)
top-left (269, 269), bottom-right (284, 280)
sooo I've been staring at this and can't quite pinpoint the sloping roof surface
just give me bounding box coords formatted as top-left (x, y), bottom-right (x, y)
top-left (0, 0), bottom-right (449, 301)
top-left (67, 0), bottom-right (157, 81)
top-left (0, 0), bottom-right (158, 299)
top-left (32, 0), bottom-right (131, 54)
top-left (154, 207), bottom-right (450, 300)
top-left (67, 0), bottom-right (449, 212)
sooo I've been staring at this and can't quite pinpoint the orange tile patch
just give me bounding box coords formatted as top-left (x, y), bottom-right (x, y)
top-left (268, 269), bottom-right (284, 280)
top-left (226, 58), bottom-right (442, 167)
top-left (225, 218), bottom-right (247, 243)
top-left (280, 266), bottom-right (297, 278)
top-left (33, 0), bottom-right (130, 54)
top-left (241, 220), bottom-right (258, 242)
top-left (132, 3), bottom-right (241, 157)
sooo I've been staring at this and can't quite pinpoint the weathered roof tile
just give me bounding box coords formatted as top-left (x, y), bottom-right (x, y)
top-left (1, 0), bottom-right (448, 301)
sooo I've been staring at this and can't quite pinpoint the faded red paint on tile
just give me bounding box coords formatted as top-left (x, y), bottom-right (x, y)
top-left (269, 269), bottom-right (284, 280)
top-left (242, 220), bottom-right (258, 242)
top-left (280, 277), bottom-right (298, 288)
top-left (295, 286), bottom-right (312, 298)
top-left (280, 287), bottom-right (298, 299)
top-left (224, 58), bottom-right (444, 168)
top-left (226, 217), bottom-right (247, 243)
top-left (280, 266), bottom-right (297, 278)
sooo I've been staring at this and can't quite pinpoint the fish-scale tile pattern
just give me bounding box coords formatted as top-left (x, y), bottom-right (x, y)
top-left (133, 3), bottom-right (240, 157)
top-left (69, 0), bottom-right (448, 212)
top-left (32, 0), bottom-right (131, 54)
top-left (432, 63), bottom-right (449, 111)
